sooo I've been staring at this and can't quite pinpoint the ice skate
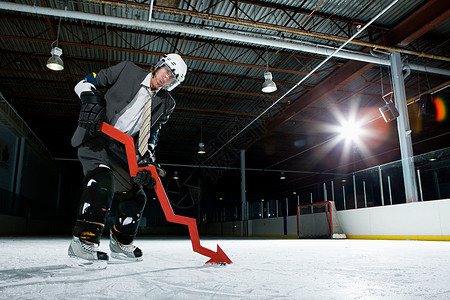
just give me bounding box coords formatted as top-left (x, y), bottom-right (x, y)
top-left (67, 236), bottom-right (108, 269)
top-left (109, 230), bottom-right (143, 261)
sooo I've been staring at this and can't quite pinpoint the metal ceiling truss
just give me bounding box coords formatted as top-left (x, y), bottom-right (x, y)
top-left (87, 0), bottom-right (448, 62)
top-left (2, 2), bottom-right (449, 78)
top-left (0, 0), bottom-right (449, 175)
top-left (265, 0), bottom-right (450, 135)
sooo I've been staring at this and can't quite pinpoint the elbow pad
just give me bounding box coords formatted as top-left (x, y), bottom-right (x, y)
top-left (74, 80), bottom-right (96, 98)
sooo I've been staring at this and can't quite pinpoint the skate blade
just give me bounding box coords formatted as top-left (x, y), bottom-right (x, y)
top-left (110, 252), bottom-right (143, 262)
top-left (67, 257), bottom-right (108, 270)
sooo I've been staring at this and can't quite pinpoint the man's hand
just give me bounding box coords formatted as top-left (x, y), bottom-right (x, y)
top-left (133, 169), bottom-right (156, 189)
top-left (136, 144), bottom-right (166, 177)
top-left (137, 147), bottom-right (155, 166)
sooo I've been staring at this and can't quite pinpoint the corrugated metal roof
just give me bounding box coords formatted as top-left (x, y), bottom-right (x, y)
top-left (0, 0), bottom-right (449, 197)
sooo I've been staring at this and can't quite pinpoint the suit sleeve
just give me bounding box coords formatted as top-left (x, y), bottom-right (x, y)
top-left (73, 61), bottom-right (131, 99)
top-left (95, 61), bottom-right (131, 89)
top-left (154, 92), bottom-right (176, 131)
top-left (149, 93), bottom-right (176, 148)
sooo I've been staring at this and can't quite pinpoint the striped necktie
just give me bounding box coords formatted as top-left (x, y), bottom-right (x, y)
top-left (138, 87), bottom-right (153, 156)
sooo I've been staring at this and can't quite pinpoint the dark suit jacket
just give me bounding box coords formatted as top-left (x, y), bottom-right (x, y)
top-left (71, 61), bottom-right (176, 147)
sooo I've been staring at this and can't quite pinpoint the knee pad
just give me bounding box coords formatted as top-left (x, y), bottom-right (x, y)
top-left (73, 167), bottom-right (115, 243)
top-left (113, 186), bottom-right (147, 244)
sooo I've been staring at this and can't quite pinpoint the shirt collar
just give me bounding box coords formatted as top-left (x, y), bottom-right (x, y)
top-left (141, 73), bottom-right (152, 88)
top-left (141, 73), bottom-right (161, 93)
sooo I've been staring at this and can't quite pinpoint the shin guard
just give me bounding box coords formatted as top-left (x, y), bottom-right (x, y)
top-left (73, 167), bottom-right (115, 244)
top-left (112, 186), bottom-right (147, 245)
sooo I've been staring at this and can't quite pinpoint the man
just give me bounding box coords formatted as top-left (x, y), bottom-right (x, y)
top-left (68, 54), bottom-right (187, 266)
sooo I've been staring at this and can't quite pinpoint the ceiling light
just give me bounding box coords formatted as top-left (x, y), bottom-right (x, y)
top-left (338, 120), bottom-right (362, 142)
top-left (262, 71), bottom-right (277, 93)
top-left (418, 93), bottom-right (437, 120)
top-left (197, 142), bottom-right (206, 154)
top-left (262, 48), bottom-right (277, 93)
top-left (173, 171), bottom-right (179, 180)
top-left (46, 47), bottom-right (64, 71)
top-left (379, 101), bottom-right (399, 122)
top-left (378, 80), bottom-right (398, 123)
top-left (198, 126), bottom-right (206, 154)
top-left (46, 4), bottom-right (66, 71)
top-left (280, 172), bottom-right (286, 180)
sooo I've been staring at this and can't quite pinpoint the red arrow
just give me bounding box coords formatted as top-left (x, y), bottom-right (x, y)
top-left (99, 122), bottom-right (232, 265)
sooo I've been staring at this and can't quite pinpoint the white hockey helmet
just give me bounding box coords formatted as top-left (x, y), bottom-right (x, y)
top-left (154, 53), bottom-right (187, 91)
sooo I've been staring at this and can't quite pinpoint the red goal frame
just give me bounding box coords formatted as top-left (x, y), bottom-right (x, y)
top-left (296, 201), bottom-right (334, 239)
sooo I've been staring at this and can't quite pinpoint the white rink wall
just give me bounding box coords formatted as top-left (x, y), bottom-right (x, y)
top-left (3, 199), bottom-right (450, 240)
top-left (337, 198), bottom-right (450, 240)
top-left (206, 199), bottom-right (450, 241)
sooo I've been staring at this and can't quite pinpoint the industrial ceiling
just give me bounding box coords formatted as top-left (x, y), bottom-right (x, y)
top-left (0, 0), bottom-right (449, 203)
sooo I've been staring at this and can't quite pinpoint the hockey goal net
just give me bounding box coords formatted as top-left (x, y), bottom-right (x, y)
top-left (296, 201), bottom-right (346, 239)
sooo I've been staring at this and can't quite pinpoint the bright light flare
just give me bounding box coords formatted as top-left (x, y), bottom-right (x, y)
top-left (302, 101), bottom-right (392, 171)
top-left (319, 103), bottom-right (385, 170)
top-left (338, 120), bottom-right (364, 142)
top-left (434, 96), bottom-right (447, 122)
top-left (335, 117), bottom-right (370, 167)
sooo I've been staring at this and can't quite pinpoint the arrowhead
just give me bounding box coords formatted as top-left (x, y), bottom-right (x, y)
top-left (205, 245), bottom-right (232, 265)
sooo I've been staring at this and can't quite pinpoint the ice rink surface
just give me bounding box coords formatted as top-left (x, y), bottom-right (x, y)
top-left (0, 236), bottom-right (449, 299)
